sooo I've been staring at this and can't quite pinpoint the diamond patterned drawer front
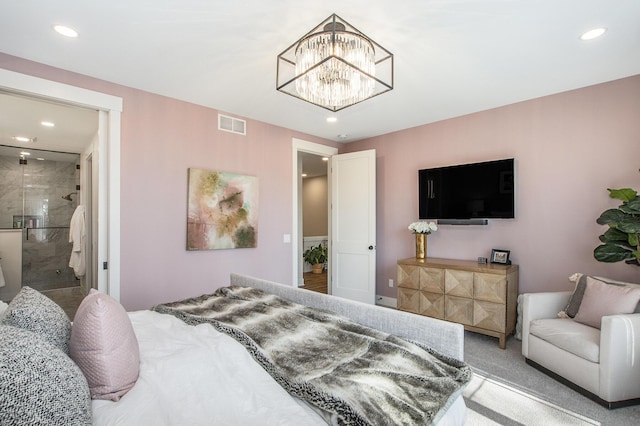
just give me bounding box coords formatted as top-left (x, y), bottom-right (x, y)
top-left (419, 291), bottom-right (445, 319)
top-left (397, 257), bottom-right (519, 349)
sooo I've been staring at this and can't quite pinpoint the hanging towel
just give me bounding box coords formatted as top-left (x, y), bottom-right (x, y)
top-left (69, 205), bottom-right (86, 278)
top-left (0, 260), bottom-right (5, 288)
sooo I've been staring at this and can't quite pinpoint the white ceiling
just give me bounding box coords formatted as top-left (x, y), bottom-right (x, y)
top-left (1, 0), bottom-right (639, 148)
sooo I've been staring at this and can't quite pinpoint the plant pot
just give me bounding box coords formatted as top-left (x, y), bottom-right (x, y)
top-left (311, 263), bottom-right (324, 274)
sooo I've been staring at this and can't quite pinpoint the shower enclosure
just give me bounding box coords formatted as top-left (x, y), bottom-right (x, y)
top-left (0, 145), bottom-right (80, 299)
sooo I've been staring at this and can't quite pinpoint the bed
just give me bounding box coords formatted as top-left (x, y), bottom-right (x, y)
top-left (0, 274), bottom-right (471, 425)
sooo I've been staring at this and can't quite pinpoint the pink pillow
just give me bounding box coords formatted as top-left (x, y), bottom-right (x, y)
top-left (70, 289), bottom-right (140, 401)
top-left (573, 276), bottom-right (640, 329)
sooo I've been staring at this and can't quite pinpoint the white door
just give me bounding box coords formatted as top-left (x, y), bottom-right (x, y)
top-left (330, 149), bottom-right (376, 304)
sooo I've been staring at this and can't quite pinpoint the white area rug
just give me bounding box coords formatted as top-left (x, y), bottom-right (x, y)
top-left (464, 372), bottom-right (601, 425)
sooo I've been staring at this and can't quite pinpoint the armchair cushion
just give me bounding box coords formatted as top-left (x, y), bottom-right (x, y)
top-left (573, 276), bottom-right (640, 329)
top-left (562, 273), bottom-right (640, 318)
top-left (529, 318), bottom-right (600, 362)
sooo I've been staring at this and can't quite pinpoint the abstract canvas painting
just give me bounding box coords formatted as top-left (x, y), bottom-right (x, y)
top-left (187, 168), bottom-right (258, 250)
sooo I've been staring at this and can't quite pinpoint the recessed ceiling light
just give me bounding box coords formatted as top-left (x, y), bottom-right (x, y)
top-left (580, 27), bottom-right (607, 41)
top-left (337, 134), bottom-right (348, 140)
top-left (41, 121), bottom-right (55, 127)
top-left (20, 151), bottom-right (31, 156)
top-left (36, 158), bottom-right (45, 161)
top-left (326, 117), bottom-right (338, 123)
top-left (13, 136), bottom-right (33, 142)
top-left (53, 24), bottom-right (79, 38)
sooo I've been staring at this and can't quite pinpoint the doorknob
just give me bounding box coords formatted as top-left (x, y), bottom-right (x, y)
top-left (368, 245), bottom-right (374, 250)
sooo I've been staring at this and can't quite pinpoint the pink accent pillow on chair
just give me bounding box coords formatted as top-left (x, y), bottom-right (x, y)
top-left (70, 289), bottom-right (140, 401)
top-left (573, 276), bottom-right (640, 329)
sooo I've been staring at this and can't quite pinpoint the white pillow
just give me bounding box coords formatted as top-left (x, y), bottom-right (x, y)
top-left (70, 289), bottom-right (140, 401)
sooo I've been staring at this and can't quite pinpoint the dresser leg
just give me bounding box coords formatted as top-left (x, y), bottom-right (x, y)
top-left (499, 334), bottom-right (506, 349)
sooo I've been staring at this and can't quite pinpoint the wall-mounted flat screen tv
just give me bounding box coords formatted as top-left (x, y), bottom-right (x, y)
top-left (419, 158), bottom-right (515, 220)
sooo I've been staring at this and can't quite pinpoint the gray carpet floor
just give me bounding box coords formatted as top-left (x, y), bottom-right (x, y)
top-left (463, 331), bottom-right (640, 425)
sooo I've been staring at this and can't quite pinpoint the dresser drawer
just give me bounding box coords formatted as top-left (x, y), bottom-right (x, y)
top-left (419, 291), bottom-right (445, 319)
top-left (420, 267), bottom-right (445, 293)
top-left (397, 264), bottom-right (419, 289)
top-left (397, 287), bottom-right (420, 313)
top-left (474, 272), bottom-right (507, 303)
top-left (474, 300), bottom-right (506, 332)
top-left (445, 269), bottom-right (473, 297)
top-left (445, 295), bottom-right (473, 326)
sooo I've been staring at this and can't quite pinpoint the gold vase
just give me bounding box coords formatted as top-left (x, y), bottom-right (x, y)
top-left (415, 233), bottom-right (427, 259)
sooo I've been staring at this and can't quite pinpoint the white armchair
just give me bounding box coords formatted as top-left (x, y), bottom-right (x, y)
top-left (522, 289), bottom-right (640, 408)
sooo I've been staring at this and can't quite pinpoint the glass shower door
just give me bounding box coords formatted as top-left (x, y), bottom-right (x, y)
top-left (19, 149), bottom-right (80, 291)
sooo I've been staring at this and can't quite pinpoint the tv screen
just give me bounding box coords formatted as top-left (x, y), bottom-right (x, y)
top-left (419, 158), bottom-right (515, 220)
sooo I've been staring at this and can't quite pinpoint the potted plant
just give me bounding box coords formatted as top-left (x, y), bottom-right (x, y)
top-left (594, 187), bottom-right (640, 266)
top-left (303, 243), bottom-right (327, 274)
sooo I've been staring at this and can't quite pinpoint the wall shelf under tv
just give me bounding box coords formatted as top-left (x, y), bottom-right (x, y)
top-left (437, 219), bottom-right (489, 225)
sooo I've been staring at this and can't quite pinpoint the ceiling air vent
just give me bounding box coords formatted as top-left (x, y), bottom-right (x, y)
top-left (218, 114), bottom-right (246, 135)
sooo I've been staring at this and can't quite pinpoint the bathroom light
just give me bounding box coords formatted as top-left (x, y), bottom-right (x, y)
top-left (326, 117), bottom-right (338, 123)
top-left (322, 157), bottom-right (329, 161)
top-left (580, 27), bottom-right (607, 40)
top-left (41, 121), bottom-right (55, 127)
top-left (53, 25), bottom-right (79, 38)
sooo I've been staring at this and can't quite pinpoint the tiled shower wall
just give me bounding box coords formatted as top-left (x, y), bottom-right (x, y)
top-left (0, 153), bottom-right (80, 291)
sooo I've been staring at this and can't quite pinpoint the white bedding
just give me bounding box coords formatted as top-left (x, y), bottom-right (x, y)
top-left (92, 310), bottom-right (466, 425)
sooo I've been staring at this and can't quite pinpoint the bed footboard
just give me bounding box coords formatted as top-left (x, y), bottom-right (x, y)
top-left (230, 273), bottom-right (464, 361)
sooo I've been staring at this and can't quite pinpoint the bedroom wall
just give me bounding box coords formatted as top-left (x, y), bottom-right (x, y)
top-left (2, 53), bottom-right (639, 308)
top-left (342, 75), bottom-right (640, 298)
top-left (0, 53), bottom-right (337, 311)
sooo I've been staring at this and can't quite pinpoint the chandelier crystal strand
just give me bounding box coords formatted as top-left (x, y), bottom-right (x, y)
top-left (295, 30), bottom-right (375, 109)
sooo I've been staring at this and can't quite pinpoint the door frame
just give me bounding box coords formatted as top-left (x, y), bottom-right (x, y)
top-left (291, 138), bottom-right (337, 288)
top-left (0, 69), bottom-right (123, 300)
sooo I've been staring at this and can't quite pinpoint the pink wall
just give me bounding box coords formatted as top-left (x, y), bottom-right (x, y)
top-left (2, 53), bottom-right (639, 307)
top-left (343, 75), bottom-right (640, 298)
top-left (0, 53), bottom-right (336, 310)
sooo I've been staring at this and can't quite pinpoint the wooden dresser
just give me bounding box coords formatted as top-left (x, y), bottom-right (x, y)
top-left (397, 257), bottom-right (518, 349)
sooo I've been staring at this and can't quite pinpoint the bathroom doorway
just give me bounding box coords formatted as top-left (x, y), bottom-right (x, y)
top-left (4, 146), bottom-right (81, 291)
top-left (0, 88), bottom-right (100, 317)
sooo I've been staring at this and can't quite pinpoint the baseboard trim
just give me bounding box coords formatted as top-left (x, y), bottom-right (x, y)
top-left (375, 295), bottom-right (397, 309)
top-left (525, 358), bottom-right (640, 409)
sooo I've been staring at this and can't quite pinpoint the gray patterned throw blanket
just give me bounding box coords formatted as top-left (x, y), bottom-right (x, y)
top-left (153, 286), bottom-right (472, 426)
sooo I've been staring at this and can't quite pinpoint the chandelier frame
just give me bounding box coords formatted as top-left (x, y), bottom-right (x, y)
top-left (276, 14), bottom-right (394, 112)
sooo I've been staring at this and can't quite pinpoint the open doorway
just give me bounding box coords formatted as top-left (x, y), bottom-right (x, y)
top-left (0, 68), bottom-right (122, 304)
top-left (299, 152), bottom-right (328, 293)
top-left (0, 94), bottom-right (97, 319)
top-left (291, 139), bottom-right (337, 291)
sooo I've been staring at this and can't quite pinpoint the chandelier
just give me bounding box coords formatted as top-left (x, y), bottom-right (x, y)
top-left (277, 14), bottom-right (393, 112)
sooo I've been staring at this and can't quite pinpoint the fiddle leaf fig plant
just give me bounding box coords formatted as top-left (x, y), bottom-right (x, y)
top-left (594, 188), bottom-right (640, 266)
